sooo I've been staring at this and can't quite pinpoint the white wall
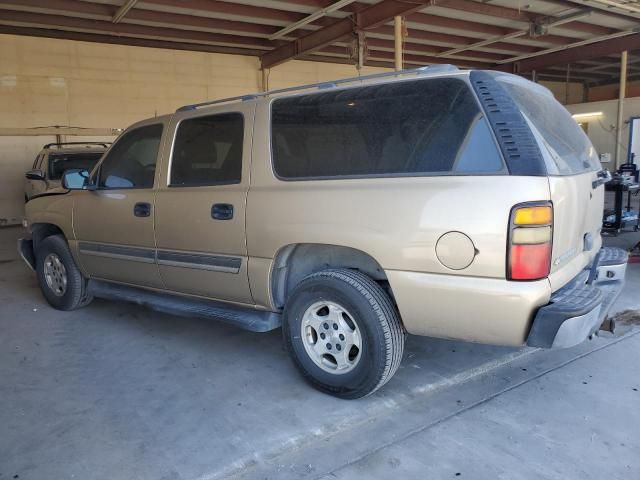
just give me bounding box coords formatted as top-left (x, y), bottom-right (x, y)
top-left (565, 97), bottom-right (640, 168)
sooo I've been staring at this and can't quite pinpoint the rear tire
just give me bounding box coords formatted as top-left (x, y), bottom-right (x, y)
top-left (283, 268), bottom-right (404, 399)
top-left (35, 234), bottom-right (93, 310)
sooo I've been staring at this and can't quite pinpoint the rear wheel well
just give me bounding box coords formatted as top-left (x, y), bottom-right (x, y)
top-left (271, 244), bottom-right (391, 309)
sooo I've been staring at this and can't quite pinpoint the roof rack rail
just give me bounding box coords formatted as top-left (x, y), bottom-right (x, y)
top-left (43, 141), bottom-right (112, 149)
top-left (176, 64), bottom-right (459, 112)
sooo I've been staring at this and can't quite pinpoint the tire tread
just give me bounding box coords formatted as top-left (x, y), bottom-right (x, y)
top-left (36, 234), bottom-right (92, 311)
top-left (288, 268), bottom-right (404, 398)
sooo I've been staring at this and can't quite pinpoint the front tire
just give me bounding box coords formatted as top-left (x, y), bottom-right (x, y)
top-left (283, 269), bottom-right (404, 399)
top-left (35, 234), bottom-right (93, 310)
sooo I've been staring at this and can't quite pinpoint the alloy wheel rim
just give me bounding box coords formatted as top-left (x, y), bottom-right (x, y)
top-left (43, 253), bottom-right (67, 297)
top-left (300, 301), bottom-right (362, 375)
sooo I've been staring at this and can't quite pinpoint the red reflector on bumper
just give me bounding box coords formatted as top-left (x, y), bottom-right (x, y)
top-left (510, 243), bottom-right (551, 280)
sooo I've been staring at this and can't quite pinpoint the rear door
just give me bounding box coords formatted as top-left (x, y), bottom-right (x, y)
top-left (153, 103), bottom-right (254, 304)
top-left (497, 75), bottom-right (603, 290)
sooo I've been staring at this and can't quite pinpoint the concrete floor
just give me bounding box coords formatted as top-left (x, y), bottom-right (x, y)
top-left (1, 226), bottom-right (639, 480)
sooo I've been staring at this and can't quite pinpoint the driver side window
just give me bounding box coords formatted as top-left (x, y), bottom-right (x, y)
top-left (98, 124), bottom-right (163, 189)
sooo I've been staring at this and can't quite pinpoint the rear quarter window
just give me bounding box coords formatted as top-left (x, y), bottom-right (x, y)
top-left (271, 77), bottom-right (505, 179)
top-left (495, 75), bottom-right (601, 175)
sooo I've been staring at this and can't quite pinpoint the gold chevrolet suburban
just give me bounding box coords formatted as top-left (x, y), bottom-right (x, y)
top-left (19, 66), bottom-right (628, 399)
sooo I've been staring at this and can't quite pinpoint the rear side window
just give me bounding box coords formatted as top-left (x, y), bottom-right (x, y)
top-left (48, 152), bottom-right (104, 180)
top-left (170, 113), bottom-right (243, 187)
top-left (271, 78), bottom-right (504, 179)
top-left (496, 75), bottom-right (600, 175)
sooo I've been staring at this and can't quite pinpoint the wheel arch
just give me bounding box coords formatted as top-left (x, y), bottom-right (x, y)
top-left (270, 243), bottom-right (392, 309)
top-left (19, 222), bottom-right (70, 274)
top-left (31, 222), bottom-right (67, 252)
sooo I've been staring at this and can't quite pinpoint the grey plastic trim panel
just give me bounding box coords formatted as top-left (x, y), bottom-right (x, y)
top-left (18, 238), bottom-right (35, 271)
top-left (157, 251), bottom-right (241, 273)
top-left (551, 305), bottom-right (602, 348)
top-left (79, 242), bottom-right (156, 264)
top-left (527, 247), bottom-right (627, 348)
top-left (469, 70), bottom-right (547, 176)
top-left (597, 246), bottom-right (629, 266)
top-left (78, 242), bottom-right (242, 273)
top-left (596, 263), bottom-right (627, 284)
top-left (87, 280), bottom-right (281, 332)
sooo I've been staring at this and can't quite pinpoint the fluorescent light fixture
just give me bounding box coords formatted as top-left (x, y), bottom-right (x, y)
top-left (571, 112), bottom-right (603, 120)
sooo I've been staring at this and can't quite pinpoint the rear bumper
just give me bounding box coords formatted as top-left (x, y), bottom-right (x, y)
top-left (387, 270), bottom-right (551, 346)
top-left (527, 247), bottom-right (627, 348)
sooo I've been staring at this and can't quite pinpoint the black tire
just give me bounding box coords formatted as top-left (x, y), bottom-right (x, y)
top-left (35, 234), bottom-right (93, 310)
top-left (283, 268), bottom-right (404, 399)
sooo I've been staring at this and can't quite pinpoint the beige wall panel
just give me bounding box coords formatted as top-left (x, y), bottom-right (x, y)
top-left (0, 136), bottom-right (54, 225)
top-left (540, 80), bottom-right (585, 105)
top-left (75, 41), bottom-right (129, 60)
top-left (0, 34), bottom-right (18, 69)
top-left (0, 33), bottom-right (389, 224)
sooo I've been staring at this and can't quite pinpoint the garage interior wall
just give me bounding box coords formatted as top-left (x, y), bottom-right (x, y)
top-left (539, 81), bottom-right (585, 106)
top-left (0, 33), bottom-right (391, 225)
top-left (566, 97), bottom-right (640, 166)
top-left (0, 33), bottom-right (593, 225)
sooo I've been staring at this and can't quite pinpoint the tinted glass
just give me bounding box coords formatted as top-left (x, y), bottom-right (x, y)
top-left (48, 152), bottom-right (103, 180)
top-left (98, 124), bottom-right (163, 189)
top-left (171, 113), bottom-right (243, 187)
top-left (63, 169), bottom-right (91, 189)
top-left (271, 78), bottom-right (504, 179)
top-left (496, 75), bottom-right (600, 175)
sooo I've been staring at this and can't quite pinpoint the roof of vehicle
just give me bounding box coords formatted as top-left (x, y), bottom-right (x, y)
top-left (41, 142), bottom-right (110, 154)
top-left (119, 113), bottom-right (174, 136)
top-left (175, 64), bottom-right (468, 113)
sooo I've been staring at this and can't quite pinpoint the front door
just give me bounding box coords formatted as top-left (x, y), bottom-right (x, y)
top-left (154, 105), bottom-right (254, 304)
top-left (74, 121), bottom-right (166, 288)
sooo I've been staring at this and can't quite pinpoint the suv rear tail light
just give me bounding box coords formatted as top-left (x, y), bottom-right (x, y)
top-left (508, 203), bottom-right (553, 281)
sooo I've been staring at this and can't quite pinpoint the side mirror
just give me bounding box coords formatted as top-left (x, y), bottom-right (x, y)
top-left (62, 168), bottom-right (91, 190)
top-left (25, 169), bottom-right (45, 181)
